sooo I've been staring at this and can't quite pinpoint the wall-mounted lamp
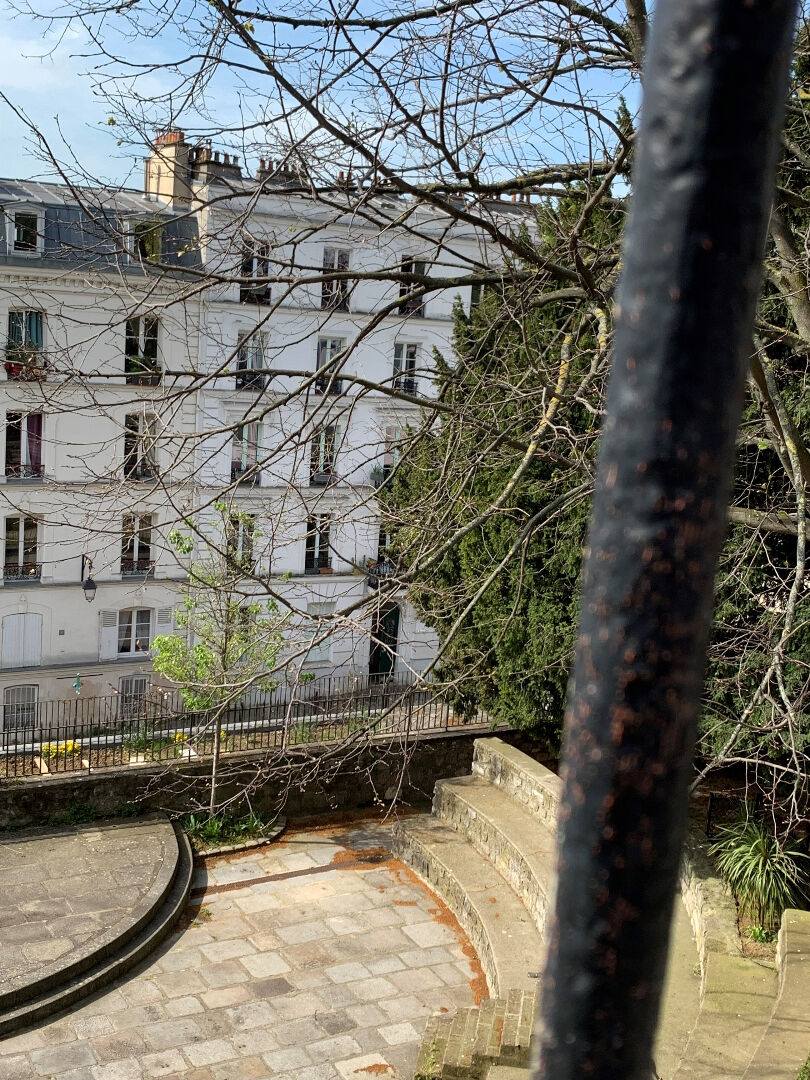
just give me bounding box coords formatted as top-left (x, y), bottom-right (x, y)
top-left (80, 555), bottom-right (97, 603)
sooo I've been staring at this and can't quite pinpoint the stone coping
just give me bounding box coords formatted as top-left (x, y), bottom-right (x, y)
top-left (472, 738), bottom-right (561, 830)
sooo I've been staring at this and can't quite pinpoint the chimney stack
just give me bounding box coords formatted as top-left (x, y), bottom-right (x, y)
top-left (144, 129), bottom-right (191, 207)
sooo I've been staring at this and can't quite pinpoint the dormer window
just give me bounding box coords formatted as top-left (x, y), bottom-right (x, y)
top-left (127, 219), bottom-right (163, 262)
top-left (5, 207), bottom-right (43, 256)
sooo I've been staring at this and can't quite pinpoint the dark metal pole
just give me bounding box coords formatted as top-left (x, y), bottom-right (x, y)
top-left (534, 2), bottom-right (797, 1077)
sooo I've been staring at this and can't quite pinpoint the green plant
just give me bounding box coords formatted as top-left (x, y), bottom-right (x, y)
top-left (181, 810), bottom-right (270, 848)
top-left (747, 925), bottom-right (777, 944)
top-left (709, 817), bottom-right (809, 931)
top-left (41, 740), bottom-right (80, 758)
top-left (797, 1054), bottom-right (810, 1080)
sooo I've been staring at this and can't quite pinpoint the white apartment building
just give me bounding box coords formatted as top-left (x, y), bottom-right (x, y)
top-left (0, 131), bottom-right (487, 726)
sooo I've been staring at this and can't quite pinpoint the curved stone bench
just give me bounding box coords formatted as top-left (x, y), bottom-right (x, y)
top-left (432, 773), bottom-right (557, 935)
top-left (0, 815), bottom-right (193, 1035)
top-left (395, 816), bottom-right (542, 995)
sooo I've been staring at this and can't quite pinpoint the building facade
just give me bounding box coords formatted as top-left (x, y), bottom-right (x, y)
top-left (0, 133), bottom-right (487, 727)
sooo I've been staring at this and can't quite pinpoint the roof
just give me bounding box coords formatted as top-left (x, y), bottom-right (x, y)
top-left (0, 178), bottom-right (178, 216)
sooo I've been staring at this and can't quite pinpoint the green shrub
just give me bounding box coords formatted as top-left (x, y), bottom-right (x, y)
top-left (181, 811), bottom-right (268, 847)
top-left (709, 817), bottom-right (808, 931)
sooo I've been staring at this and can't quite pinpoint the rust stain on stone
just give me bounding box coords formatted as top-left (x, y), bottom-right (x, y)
top-left (353, 1065), bottom-right (394, 1075)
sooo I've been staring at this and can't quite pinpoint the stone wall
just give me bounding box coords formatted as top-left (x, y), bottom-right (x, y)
top-left (679, 830), bottom-right (741, 998)
top-left (0, 730), bottom-right (538, 830)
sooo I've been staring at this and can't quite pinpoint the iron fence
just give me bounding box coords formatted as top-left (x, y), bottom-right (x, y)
top-left (0, 673), bottom-right (497, 780)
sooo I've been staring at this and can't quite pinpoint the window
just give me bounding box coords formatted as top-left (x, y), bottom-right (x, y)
top-left (231, 423), bottom-right (260, 485)
top-left (128, 219), bottom-right (162, 262)
top-left (399, 257), bottom-right (426, 316)
top-left (119, 674), bottom-right (149, 719)
top-left (305, 514), bottom-right (332, 573)
top-left (121, 514), bottom-right (153, 576)
top-left (321, 247), bottom-right (350, 311)
top-left (2, 685), bottom-right (38, 729)
top-left (306, 601), bottom-right (336, 663)
top-left (393, 343), bottom-right (418, 394)
top-left (4, 515), bottom-right (40, 582)
top-left (125, 317), bottom-right (160, 385)
top-left (374, 425), bottom-right (402, 487)
top-left (13, 211), bottom-right (40, 254)
top-left (123, 413), bottom-right (158, 480)
top-left (315, 337), bottom-right (345, 395)
top-left (99, 607), bottom-right (171, 661)
top-left (378, 522), bottom-right (391, 558)
top-left (226, 513), bottom-right (256, 573)
top-left (470, 282), bottom-right (484, 309)
top-left (1, 613), bottom-right (42, 669)
top-left (310, 425), bottom-right (337, 485)
top-left (117, 608), bottom-right (153, 655)
top-left (240, 240), bottom-right (271, 303)
top-left (5, 413), bottom-right (43, 479)
top-left (235, 331), bottom-right (268, 390)
top-left (5, 311), bottom-right (45, 381)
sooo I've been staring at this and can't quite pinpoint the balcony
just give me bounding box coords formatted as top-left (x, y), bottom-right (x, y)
top-left (235, 370), bottom-right (268, 392)
top-left (121, 558), bottom-right (155, 578)
top-left (398, 298), bottom-right (425, 318)
top-left (304, 560), bottom-right (333, 576)
top-left (231, 462), bottom-right (260, 486)
top-left (366, 558), bottom-right (397, 589)
top-left (4, 349), bottom-right (48, 382)
top-left (4, 463), bottom-right (44, 481)
top-left (370, 464), bottom-right (392, 489)
top-left (240, 284), bottom-right (272, 305)
top-left (124, 462), bottom-right (158, 481)
top-left (125, 361), bottom-right (161, 387)
top-left (310, 470), bottom-right (336, 487)
top-left (321, 283), bottom-right (350, 312)
top-left (3, 562), bottom-right (42, 583)
top-left (314, 377), bottom-right (343, 396)
top-left (393, 376), bottom-right (417, 395)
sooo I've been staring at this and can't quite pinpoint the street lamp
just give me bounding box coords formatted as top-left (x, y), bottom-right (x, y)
top-left (80, 555), bottom-right (97, 603)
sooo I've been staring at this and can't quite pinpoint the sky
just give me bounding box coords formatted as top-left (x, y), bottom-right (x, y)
top-left (0, 17), bottom-right (144, 185)
top-left (0, 0), bottom-right (639, 189)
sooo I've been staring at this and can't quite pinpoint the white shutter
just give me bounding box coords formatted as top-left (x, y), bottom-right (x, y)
top-left (22, 614), bottom-right (42, 666)
top-left (1, 615), bottom-right (23, 669)
top-left (99, 609), bottom-right (118, 661)
top-left (155, 607), bottom-right (174, 635)
top-left (1, 613), bottom-right (42, 669)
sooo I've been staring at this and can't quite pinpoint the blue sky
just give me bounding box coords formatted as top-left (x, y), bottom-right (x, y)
top-left (1, 1), bottom-right (639, 188)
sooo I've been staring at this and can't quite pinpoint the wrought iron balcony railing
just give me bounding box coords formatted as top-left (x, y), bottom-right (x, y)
top-left (121, 558), bottom-right (155, 578)
top-left (4, 350), bottom-right (48, 382)
top-left (4, 463), bottom-right (44, 480)
top-left (3, 562), bottom-right (42, 582)
top-left (231, 462), bottom-right (260, 486)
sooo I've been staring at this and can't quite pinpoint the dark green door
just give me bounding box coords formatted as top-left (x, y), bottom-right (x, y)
top-left (369, 604), bottom-right (400, 678)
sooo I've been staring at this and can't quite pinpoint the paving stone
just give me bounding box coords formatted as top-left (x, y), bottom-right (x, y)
top-left (72, 1015), bottom-right (117, 1040)
top-left (90, 1031), bottom-right (150, 1063)
top-left (164, 995), bottom-right (205, 1017)
top-left (199, 960), bottom-right (252, 988)
top-left (262, 1045), bottom-right (311, 1071)
top-left (210, 1057), bottom-right (268, 1080)
top-left (142, 1018), bottom-right (205, 1052)
top-left (31, 1043), bottom-right (98, 1075)
top-left (325, 961), bottom-right (370, 984)
top-left (273, 1018), bottom-right (328, 1047)
top-left (389, 965), bottom-right (444, 993)
top-left (224, 1000), bottom-right (277, 1031)
top-left (90, 1062), bottom-right (144, 1080)
top-left (138, 1050), bottom-right (187, 1077)
top-left (318, 1010), bottom-right (357, 1036)
top-left (0, 1055), bottom-right (34, 1080)
top-left (379, 1021), bottom-right (420, 1046)
top-left (238, 952), bottom-right (290, 979)
top-left (308, 1035), bottom-right (363, 1064)
top-left (184, 1040), bottom-right (238, 1067)
top-left (231, 1029), bottom-right (279, 1056)
top-left (401, 920), bottom-right (457, 948)
top-left (347, 976), bottom-right (399, 1002)
top-left (249, 976), bottom-right (293, 998)
top-left (345, 1003), bottom-right (389, 1028)
top-left (334, 1053), bottom-right (395, 1080)
top-left (199, 939), bottom-right (256, 963)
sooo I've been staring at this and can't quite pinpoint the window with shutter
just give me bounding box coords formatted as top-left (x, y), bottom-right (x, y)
top-left (393, 343), bottom-right (418, 393)
top-left (2, 684), bottom-right (38, 730)
top-left (306, 601), bottom-right (336, 663)
top-left (98, 609), bottom-right (118, 661)
top-left (1, 613), bottom-right (42, 669)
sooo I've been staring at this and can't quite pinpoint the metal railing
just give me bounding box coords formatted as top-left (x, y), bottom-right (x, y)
top-left (3, 562), bottom-right (42, 582)
top-left (4, 463), bottom-right (44, 480)
top-left (0, 674), bottom-right (499, 779)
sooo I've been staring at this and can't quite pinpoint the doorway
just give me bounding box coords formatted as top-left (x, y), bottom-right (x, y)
top-left (369, 604), bottom-right (400, 678)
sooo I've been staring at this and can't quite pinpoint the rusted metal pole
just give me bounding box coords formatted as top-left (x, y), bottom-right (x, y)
top-left (533, 2), bottom-right (798, 1078)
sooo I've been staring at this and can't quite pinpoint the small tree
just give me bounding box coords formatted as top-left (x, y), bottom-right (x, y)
top-left (152, 506), bottom-right (286, 815)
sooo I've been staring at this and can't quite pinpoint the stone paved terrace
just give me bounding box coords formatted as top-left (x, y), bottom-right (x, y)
top-left (0, 817), bottom-right (179, 1005)
top-left (0, 817), bottom-right (480, 1079)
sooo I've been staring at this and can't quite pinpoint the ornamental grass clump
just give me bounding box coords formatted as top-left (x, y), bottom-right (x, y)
top-left (709, 817), bottom-right (809, 931)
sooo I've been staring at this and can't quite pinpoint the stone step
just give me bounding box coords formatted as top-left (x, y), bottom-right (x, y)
top-left (394, 815), bottom-right (544, 996)
top-left (0, 826), bottom-right (193, 1036)
top-left (433, 773), bottom-right (557, 934)
top-left (671, 953), bottom-right (777, 1079)
top-left (485, 1067), bottom-right (530, 1080)
top-left (416, 992), bottom-right (536, 1079)
top-left (472, 738), bottom-right (561, 831)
